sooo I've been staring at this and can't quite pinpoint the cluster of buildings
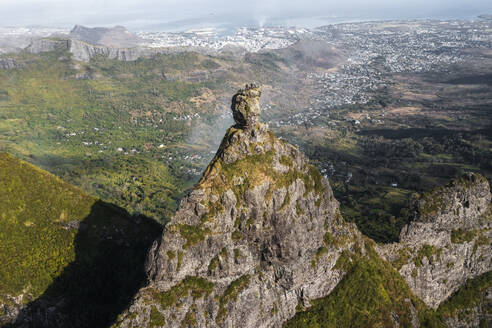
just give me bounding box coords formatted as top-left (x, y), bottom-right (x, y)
top-left (318, 19), bottom-right (490, 73)
top-left (271, 19), bottom-right (491, 128)
top-left (137, 27), bottom-right (310, 53)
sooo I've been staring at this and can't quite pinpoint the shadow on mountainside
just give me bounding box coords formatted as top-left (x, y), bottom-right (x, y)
top-left (5, 200), bottom-right (162, 328)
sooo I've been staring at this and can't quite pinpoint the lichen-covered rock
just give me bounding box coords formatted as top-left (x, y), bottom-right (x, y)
top-left (114, 87), bottom-right (362, 328)
top-left (377, 173), bottom-right (492, 310)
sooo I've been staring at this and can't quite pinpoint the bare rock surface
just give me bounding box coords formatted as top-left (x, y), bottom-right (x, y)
top-left (231, 85), bottom-right (262, 128)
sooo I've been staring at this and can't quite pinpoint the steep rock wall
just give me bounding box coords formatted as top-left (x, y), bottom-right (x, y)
top-left (378, 173), bottom-right (492, 309)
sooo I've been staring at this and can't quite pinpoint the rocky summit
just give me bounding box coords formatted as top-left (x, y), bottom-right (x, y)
top-left (378, 173), bottom-right (492, 309)
top-left (113, 87), bottom-right (363, 327)
top-left (231, 85), bottom-right (262, 128)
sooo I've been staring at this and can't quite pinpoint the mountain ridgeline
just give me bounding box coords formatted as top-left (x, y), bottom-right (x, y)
top-left (0, 88), bottom-right (491, 327)
top-left (111, 88), bottom-right (492, 327)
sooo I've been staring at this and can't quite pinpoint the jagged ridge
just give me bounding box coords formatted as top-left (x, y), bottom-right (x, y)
top-left (378, 173), bottom-right (492, 309)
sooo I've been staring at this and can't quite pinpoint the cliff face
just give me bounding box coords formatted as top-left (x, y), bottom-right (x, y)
top-left (25, 38), bottom-right (70, 54)
top-left (378, 173), bottom-right (492, 309)
top-left (114, 87), bottom-right (362, 328)
top-left (25, 38), bottom-right (158, 62)
top-left (68, 39), bottom-right (152, 62)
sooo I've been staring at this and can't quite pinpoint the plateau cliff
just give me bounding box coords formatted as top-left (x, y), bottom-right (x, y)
top-left (25, 38), bottom-right (158, 62)
top-left (69, 25), bottom-right (143, 48)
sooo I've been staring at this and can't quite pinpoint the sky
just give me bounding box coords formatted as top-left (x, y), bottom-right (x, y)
top-left (1, 0), bottom-right (491, 30)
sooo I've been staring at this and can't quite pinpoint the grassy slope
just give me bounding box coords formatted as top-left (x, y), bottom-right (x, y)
top-left (0, 152), bottom-right (162, 326)
top-left (437, 271), bottom-right (492, 325)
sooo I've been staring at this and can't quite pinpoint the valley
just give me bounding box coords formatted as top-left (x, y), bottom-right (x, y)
top-left (0, 19), bottom-right (490, 242)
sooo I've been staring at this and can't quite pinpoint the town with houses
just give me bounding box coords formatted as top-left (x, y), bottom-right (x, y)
top-left (136, 26), bottom-right (310, 52)
top-left (265, 18), bottom-right (492, 128)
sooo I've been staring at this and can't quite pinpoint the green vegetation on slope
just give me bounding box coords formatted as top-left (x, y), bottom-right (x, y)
top-left (148, 276), bottom-right (214, 310)
top-left (450, 228), bottom-right (477, 244)
top-left (0, 49), bottom-right (231, 223)
top-left (437, 271), bottom-right (492, 324)
top-left (286, 239), bottom-right (492, 328)
top-left (216, 274), bottom-right (251, 323)
top-left (334, 183), bottom-right (414, 243)
top-left (284, 242), bottom-right (442, 328)
top-left (0, 152), bottom-right (95, 297)
top-left (0, 152), bottom-right (162, 326)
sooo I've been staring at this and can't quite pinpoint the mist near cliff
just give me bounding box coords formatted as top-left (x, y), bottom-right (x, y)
top-left (2, 0), bottom-right (491, 29)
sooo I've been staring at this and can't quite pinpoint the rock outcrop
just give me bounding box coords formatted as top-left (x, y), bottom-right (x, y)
top-left (231, 86), bottom-right (262, 128)
top-left (67, 38), bottom-right (154, 62)
top-left (113, 87), bottom-right (362, 327)
top-left (378, 173), bottom-right (492, 309)
top-left (0, 58), bottom-right (24, 70)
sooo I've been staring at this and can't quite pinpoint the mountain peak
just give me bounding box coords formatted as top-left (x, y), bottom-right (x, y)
top-left (113, 87), bottom-right (361, 328)
top-left (231, 85), bottom-right (261, 128)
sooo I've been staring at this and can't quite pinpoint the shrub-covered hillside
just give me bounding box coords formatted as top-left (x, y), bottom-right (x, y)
top-left (0, 152), bottom-right (162, 327)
